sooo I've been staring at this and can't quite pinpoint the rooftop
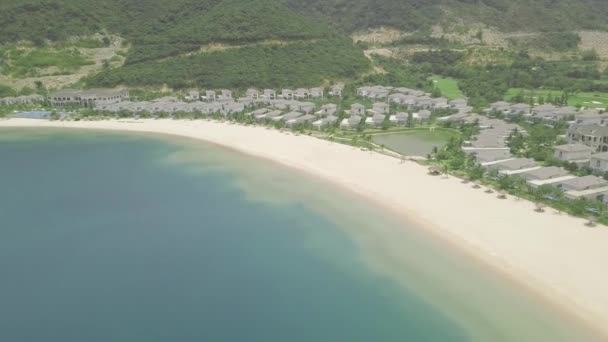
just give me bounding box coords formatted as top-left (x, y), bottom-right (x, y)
top-left (556, 175), bottom-right (608, 190)
top-left (554, 143), bottom-right (594, 153)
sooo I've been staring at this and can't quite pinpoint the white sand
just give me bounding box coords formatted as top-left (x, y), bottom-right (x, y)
top-left (3, 118), bottom-right (608, 336)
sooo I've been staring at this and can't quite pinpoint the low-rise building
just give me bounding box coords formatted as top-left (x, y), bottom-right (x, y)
top-left (48, 88), bottom-right (129, 108)
top-left (313, 115), bottom-right (339, 129)
top-left (553, 144), bottom-right (594, 162)
top-left (567, 125), bottom-right (608, 152)
top-left (340, 115), bottom-right (362, 130)
top-left (350, 103), bottom-right (366, 116)
top-left (487, 158), bottom-right (537, 172)
top-left (517, 167), bottom-right (569, 182)
top-left (371, 102), bottom-right (390, 114)
top-left (318, 103), bottom-right (337, 116)
top-left (365, 113), bottom-right (385, 127)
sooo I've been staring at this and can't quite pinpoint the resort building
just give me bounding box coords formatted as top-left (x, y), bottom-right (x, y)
top-left (48, 88), bottom-right (129, 108)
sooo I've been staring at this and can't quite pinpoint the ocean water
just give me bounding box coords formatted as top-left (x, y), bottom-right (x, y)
top-left (0, 128), bottom-right (600, 342)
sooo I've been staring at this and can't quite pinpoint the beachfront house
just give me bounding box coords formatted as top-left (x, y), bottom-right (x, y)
top-left (313, 115), bottom-right (339, 130)
top-left (276, 111), bottom-right (303, 122)
top-left (249, 108), bottom-right (269, 117)
top-left (220, 89), bottom-right (232, 99)
top-left (330, 84), bottom-right (343, 97)
top-left (48, 88), bottom-right (129, 108)
top-left (486, 158), bottom-right (537, 172)
top-left (366, 113), bottom-right (386, 128)
top-left (553, 144), bottom-right (594, 163)
top-left (340, 115), bottom-right (362, 130)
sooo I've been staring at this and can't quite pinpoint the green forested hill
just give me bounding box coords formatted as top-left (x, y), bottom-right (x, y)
top-left (1, 0), bottom-right (608, 89)
top-left (3, 0), bottom-right (607, 45)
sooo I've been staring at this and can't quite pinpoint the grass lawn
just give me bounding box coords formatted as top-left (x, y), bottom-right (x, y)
top-left (1, 47), bottom-right (94, 78)
top-left (371, 128), bottom-right (460, 156)
top-left (506, 88), bottom-right (608, 109)
top-left (430, 76), bottom-right (464, 100)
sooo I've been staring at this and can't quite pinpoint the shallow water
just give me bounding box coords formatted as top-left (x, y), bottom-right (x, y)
top-left (0, 128), bottom-right (600, 341)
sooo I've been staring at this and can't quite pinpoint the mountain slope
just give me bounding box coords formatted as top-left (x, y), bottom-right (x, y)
top-left (288, 0), bottom-right (608, 32)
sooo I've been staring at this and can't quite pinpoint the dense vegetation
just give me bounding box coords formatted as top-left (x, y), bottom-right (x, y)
top-left (3, 0), bottom-right (608, 46)
top-left (0, 47), bottom-right (93, 77)
top-left (406, 49), bottom-right (608, 108)
top-left (289, 0), bottom-right (608, 32)
top-left (88, 38), bottom-right (369, 89)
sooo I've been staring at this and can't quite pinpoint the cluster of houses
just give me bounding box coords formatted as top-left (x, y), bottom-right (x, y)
top-left (334, 85), bottom-right (472, 130)
top-left (0, 94), bottom-right (45, 106)
top-left (457, 101), bottom-right (608, 204)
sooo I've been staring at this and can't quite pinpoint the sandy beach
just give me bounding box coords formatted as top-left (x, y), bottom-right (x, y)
top-left (2, 118), bottom-right (608, 337)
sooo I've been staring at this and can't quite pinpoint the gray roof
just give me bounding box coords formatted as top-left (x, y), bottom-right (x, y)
top-left (575, 125), bottom-right (608, 137)
top-left (492, 158), bottom-right (537, 170)
top-left (520, 167), bottom-right (568, 180)
top-left (468, 150), bottom-right (513, 163)
top-left (348, 115), bottom-right (362, 124)
top-left (557, 175), bottom-right (608, 190)
top-left (554, 144), bottom-right (594, 153)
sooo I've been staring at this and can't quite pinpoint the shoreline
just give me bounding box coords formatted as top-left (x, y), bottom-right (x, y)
top-left (2, 118), bottom-right (608, 339)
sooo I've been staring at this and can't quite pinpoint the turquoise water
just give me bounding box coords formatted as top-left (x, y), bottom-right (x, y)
top-left (0, 129), bottom-right (601, 341)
